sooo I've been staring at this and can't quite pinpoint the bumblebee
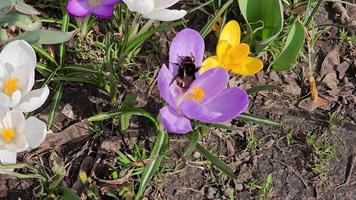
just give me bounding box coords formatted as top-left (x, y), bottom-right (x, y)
top-left (172, 56), bottom-right (199, 90)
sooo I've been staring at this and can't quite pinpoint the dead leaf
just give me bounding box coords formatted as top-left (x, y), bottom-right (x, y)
top-left (320, 47), bottom-right (340, 78)
top-left (337, 61), bottom-right (350, 79)
top-left (38, 121), bottom-right (90, 150)
top-left (298, 96), bottom-right (329, 112)
top-left (61, 103), bottom-right (75, 119)
top-left (283, 82), bottom-right (302, 96)
top-left (100, 136), bottom-right (121, 153)
top-left (323, 72), bottom-right (338, 90)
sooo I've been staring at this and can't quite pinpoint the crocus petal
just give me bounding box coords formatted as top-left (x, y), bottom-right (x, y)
top-left (203, 88), bottom-right (249, 122)
top-left (157, 64), bottom-right (176, 108)
top-left (0, 40), bottom-right (36, 70)
top-left (216, 40), bottom-right (230, 61)
top-left (189, 68), bottom-right (228, 101)
top-left (93, 4), bottom-right (115, 18)
top-left (200, 56), bottom-right (221, 74)
top-left (229, 57), bottom-right (264, 76)
top-left (219, 20), bottom-right (241, 46)
top-left (159, 106), bottom-right (192, 134)
top-left (154, 0), bottom-right (179, 10)
top-left (180, 100), bottom-right (222, 123)
top-left (0, 150), bottom-right (16, 164)
top-left (143, 8), bottom-right (186, 21)
top-left (226, 43), bottom-right (250, 65)
top-left (123, 0), bottom-right (155, 13)
top-left (2, 111), bottom-right (26, 134)
top-left (169, 28), bottom-right (204, 68)
top-left (10, 65), bottom-right (35, 95)
top-left (102, 0), bottom-right (122, 5)
top-left (9, 90), bottom-right (22, 108)
top-left (67, 0), bottom-right (91, 17)
top-left (13, 86), bottom-right (49, 113)
top-left (0, 93), bottom-right (11, 109)
top-left (24, 117), bottom-right (47, 148)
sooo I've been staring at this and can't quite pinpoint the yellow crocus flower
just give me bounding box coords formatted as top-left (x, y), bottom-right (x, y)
top-left (201, 20), bottom-right (263, 75)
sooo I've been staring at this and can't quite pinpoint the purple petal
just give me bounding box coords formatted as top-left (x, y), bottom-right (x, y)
top-left (102, 0), bottom-right (122, 5)
top-left (67, 0), bottom-right (91, 17)
top-left (204, 87), bottom-right (249, 122)
top-left (188, 68), bottom-right (228, 101)
top-left (181, 87), bottom-right (249, 123)
top-left (180, 100), bottom-right (222, 122)
top-left (157, 64), bottom-right (176, 108)
top-left (169, 28), bottom-right (204, 74)
top-left (93, 4), bottom-right (115, 18)
top-left (160, 106), bottom-right (192, 134)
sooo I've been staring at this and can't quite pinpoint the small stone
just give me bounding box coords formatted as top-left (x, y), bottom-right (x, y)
top-left (235, 183), bottom-right (244, 191)
top-left (207, 187), bottom-right (216, 199)
top-left (192, 151), bottom-right (201, 159)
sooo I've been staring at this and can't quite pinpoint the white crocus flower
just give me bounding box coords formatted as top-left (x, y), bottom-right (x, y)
top-left (123, 0), bottom-right (187, 21)
top-left (0, 107), bottom-right (47, 171)
top-left (0, 40), bottom-right (49, 112)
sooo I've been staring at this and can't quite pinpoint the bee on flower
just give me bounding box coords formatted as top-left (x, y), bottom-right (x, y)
top-left (157, 29), bottom-right (249, 134)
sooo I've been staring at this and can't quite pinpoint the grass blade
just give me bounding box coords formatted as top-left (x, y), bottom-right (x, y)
top-left (238, 113), bottom-right (281, 126)
top-left (183, 130), bottom-right (200, 157)
top-left (196, 143), bottom-right (235, 178)
top-left (135, 125), bottom-right (169, 200)
top-left (48, 82), bottom-right (63, 129)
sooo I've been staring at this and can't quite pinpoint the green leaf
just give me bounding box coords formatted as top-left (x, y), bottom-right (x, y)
top-left (135, 125), bottom-right (169, 200)
top-left (237, 113), bottom-right (281, 126)
top-left (271, 21), bottom-right (305, 71)
top-left (183, 130), bottom-right (199, 157)
top-left (0, 0), bottom-right (12, 13)
top-left (89, 107), bottom-right (158, 129)
top-left (14, 29), bottom-right (75, 44)
top-left (57, 186), bottom-right (81, 200)
top-left (196, 143), bottom-right (235, 178)
top-left (48, 83), bottom-right (63, 129)
top-left (238, 0), bottom-right (283, 50)
top-left (124, 20), bottom-right (185, 53)
top-left (0, 28), bottom-right (8, 44)
top-left (0, 13), bottom-right (41, 31)
top-left (13, 0), bottom-right (40, 15)
top-left (120, 93), bottom-right (138, 133)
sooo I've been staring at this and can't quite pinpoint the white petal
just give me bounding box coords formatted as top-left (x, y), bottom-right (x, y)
top-left (143, 8), bottom-right (186, 21)
top-left (9, 90), bottom-right (22, 107)
top-left (0, 150), bottom-right (16, 174)
top-left (4, 134), bottom-right (28, 152)
top-left (0, 40), bottom-right (36, 70)
top-left (10, 65), bottom-right (35, 95)
top-left (0, 93), bottom-right (11, 109)
top-left (23, 117), bottom-right (47, 148)
top-left (123, 0), bottom-right (155, 13)
top-left (0, 60), bottom-right (10, 80)
top-left (2, 111), bottom-right (25, 132)
top-left (13, 86), bottom-right (49, 113)
top-left (154, 0), bottom-right (179, 10)
top-left (0, 106), bottom-right (7, 119)
top-left (0, 150), bottom-right (16, 164)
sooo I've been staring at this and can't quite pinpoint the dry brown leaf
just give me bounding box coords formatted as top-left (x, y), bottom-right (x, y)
top-left (320, 47), bottom-right (340, 78)
top-left (298, 96), bottom-right (329, 112)
top-left (38, 121), bottom-right (90, 150)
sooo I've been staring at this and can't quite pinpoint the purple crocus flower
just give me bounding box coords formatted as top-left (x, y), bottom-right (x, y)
top-left (67, 0), bottom-right (122, 19)
top-left (158, 28), bottom-right (249, 134)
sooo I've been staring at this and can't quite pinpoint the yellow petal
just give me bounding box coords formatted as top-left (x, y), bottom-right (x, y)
top-left (229, 57), bottom-right (264, 75)
top-left (216, 40), bottom-right (231, 61)
top-left (200, 56), bottom-right (221, 74)
top-left (226, 43), bottom-right (250, 65)
top-left (219, 20), bottom-right (241, 46)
